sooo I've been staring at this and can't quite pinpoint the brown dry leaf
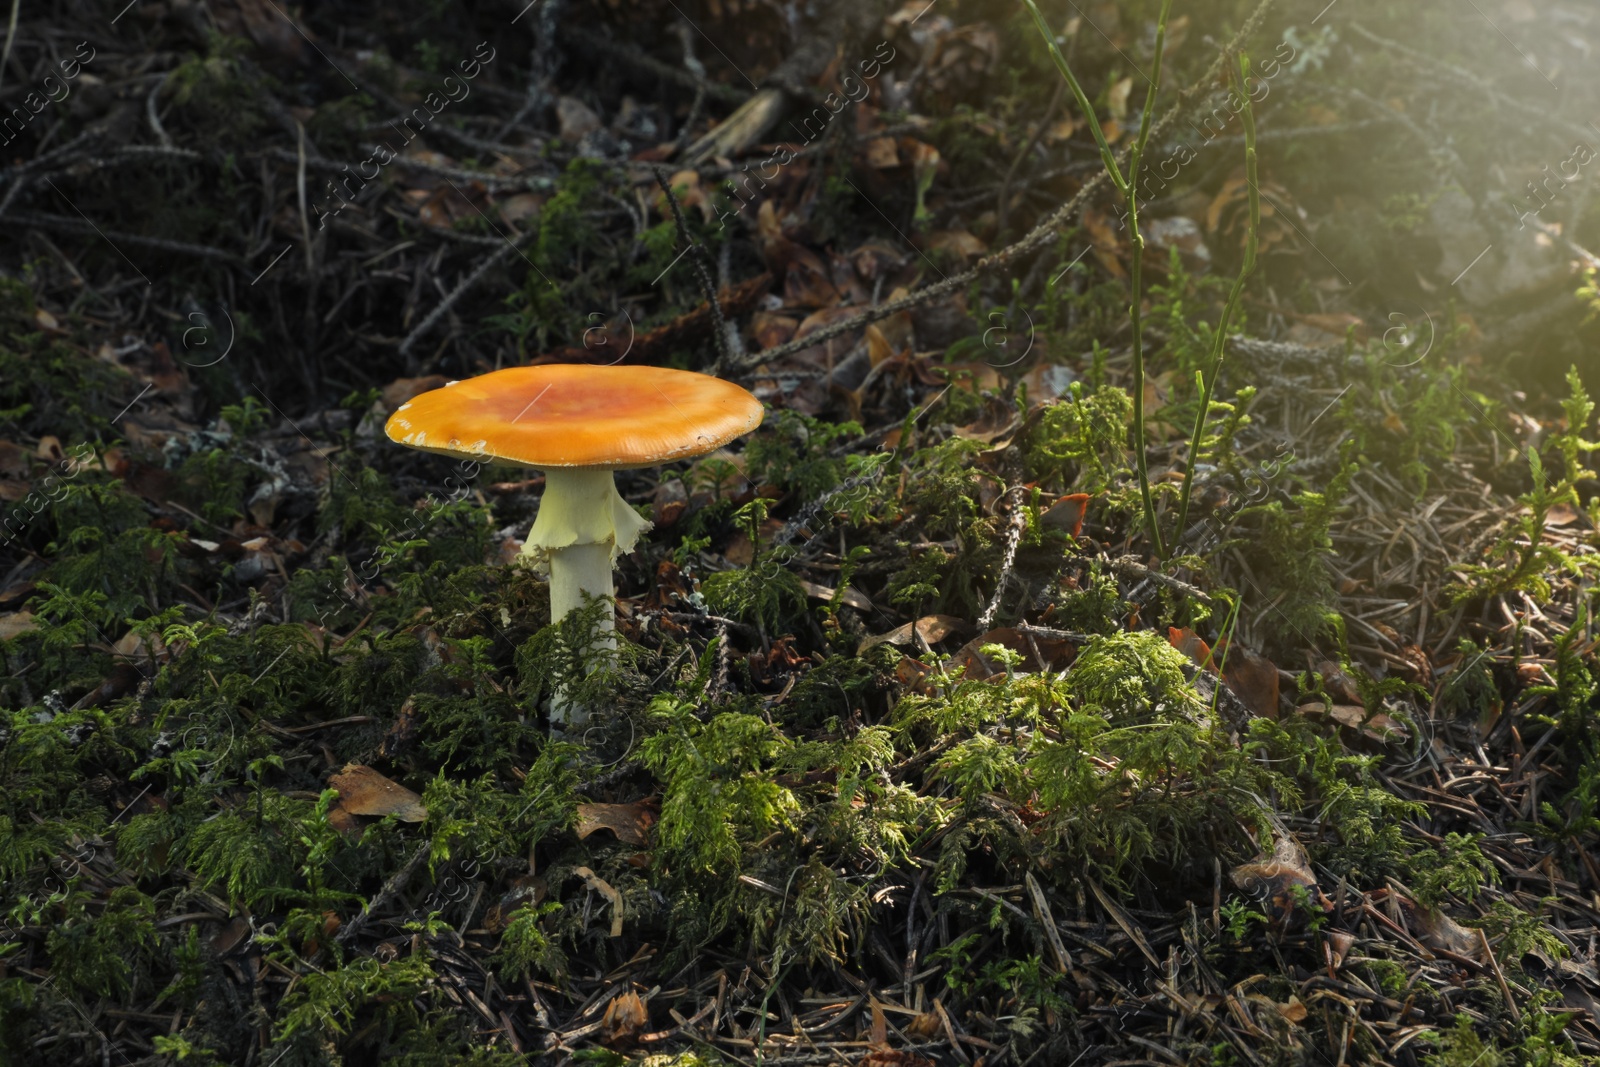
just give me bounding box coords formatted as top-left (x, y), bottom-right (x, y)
top-left (1303, 701), bottom-right (1410, 745)
top-left (927, 229), bottom-right (987, 259)
top-left (1041, 493), bottom-right (1090, 537)
top-left (751, 311), bottom-right (797, 349)
top-left (484, 874), bottom-right (546, 933)
top-left (1315, 660), bottom-right (1364, 705)
top-left (798, 578), bottom-right (873, 611)
top-left (905, 139), bottom-right (941, 179)
top-left (302, 910), bottom-right (341, 956)
top-left (576, 801), bottom-right (658, 846)
top-left (556, 96), bottom-right (602, 140)
top-left (1017, 362), bottom-right (1077, 402)
top-left (905, 1011), bottom-right (941, 1038)
top-left (0, 611), bottom-right (38, 641)
top-left (1107, 76), bottom-right (1134, 120)
top-left (112, 628), bottom-right (168, 664)
top-left (1546, 502), bottom-right (1580, 526)
top-left (496, 193), bottom-right (544, 226)
top-left (863, 136), bottom-right (899, 168)
top-left (1406, 901), bottom-right (1484, 959)
top-left (1222, 643), bottom-right (1280, 719)
top-left (1308, 702), bottom-right (1364, 730)
top-left (782, 245), bottom-right (841, 309)
top-left (600, 989), bottom-right (648, 1049)
top-left (1232, 834), bottom-right (1328, 924)
top-left (210, 914), bottom-right (252, 955)
top-left (1325, 929), bottom-right (1355, 971)
top-left (0, 440), bottom-right (31, 478)
top-left (1278, 997), bottom-right (1308, 1024)
top-left (327, 804), bottom-right (364, 840)
top-left (1206, 174), bottom-right (1248, 234)
top-left (1301, 312), bottom-right (1366, 339)
top-left (859, 1053), bottom-right (936, 1067)
top-left (865, 323), bottom-right (897, 367)
top-left (382, 375), bottom-right (447, 413)
top-left (1168, 626), bottom-right (1216, 672)
top-left (868, 999), bottom-right (888, 1046)
top-left (329, 764), bottom-right (427, 822)
top-left (1080, 206), bottom-right (1127, 279)
top-left (1045, 115), bottom-right (1079, 143)
top-left (860, 614), bottom-right (966, 653)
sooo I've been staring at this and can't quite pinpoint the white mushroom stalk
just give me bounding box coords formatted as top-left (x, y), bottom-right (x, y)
top-left (520, 467), bottom-right (652, 648)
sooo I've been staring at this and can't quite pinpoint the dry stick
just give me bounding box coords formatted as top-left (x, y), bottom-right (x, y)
top-left (976, 486), bottom-right (1027, 633)
top-left (729, 0), bottom-right (1277, 376)
top-left (8, 211), bottom-right (241, 262)
top-left (653, 165), bottom-right (734, 373)
top-left (336, 842), bottom-right (430, 944)
top-left (1104, 553), bottom-right (1214, 604)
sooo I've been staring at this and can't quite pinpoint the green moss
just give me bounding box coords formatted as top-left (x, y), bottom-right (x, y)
top-left (1024, 382), bottom-right (1133, 493)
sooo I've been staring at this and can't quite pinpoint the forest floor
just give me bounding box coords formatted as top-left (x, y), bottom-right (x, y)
top-left (2, 0), bottom-right (1600, 1065)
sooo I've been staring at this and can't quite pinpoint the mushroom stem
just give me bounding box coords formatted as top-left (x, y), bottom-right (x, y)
top-left (547, 541), bottom-right (617, 638)
top-left (522, 466), bottom-right (652, 729)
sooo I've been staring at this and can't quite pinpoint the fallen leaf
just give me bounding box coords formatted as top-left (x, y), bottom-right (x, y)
top-left (927, 229), bottom-right (987, 259)
top-left (1300, 702), bottom-right (1410, 745)
top-left (576, 801), bottom-right (658, 846)
top-left (496, 193), bottom-right (544, 225)
top-left (329, 763), bottom-right (427, 822)
top-left (556, 96), bottom-right (602, 140)
top-left (1222, 644), bottom-right (1280, 719)
top-left (1546, 502), bottom-right (1579, 526)
top-left (382, 375), bottom-right (448, 413)
top-left (1315, 660), bottom-right (1364, 705)
top-left (1107, 76), bottom-right (1134, 119)
top-left (600, 989), bottom-right (648, 1049)
top-left (1325, 929), bottom-right (1354, 971)
top-left (1168, 626), bottom-right (1216, 672)
top-left (0, 611), bottom-right (38, 641)
top-left (1401, 898), bottom-right (1484, 959)
top-left (863, 135), bottom-right (899, 168)
top-left (210, 913), bottom-right (253, 955)
top-left (798, 578), bottom-right (873, 611)
top-left (751, 311), bottom-right (798, 349)
top-left (1231, 834), bottom-right (1329, 924)
top-left (860, 614), bottom-right (966, 653)
top-left (1041, 493), bottom-right (1090, 537)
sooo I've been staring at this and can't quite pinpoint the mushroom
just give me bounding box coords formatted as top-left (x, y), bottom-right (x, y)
top-left (384, 364), bottom-right (764, 723)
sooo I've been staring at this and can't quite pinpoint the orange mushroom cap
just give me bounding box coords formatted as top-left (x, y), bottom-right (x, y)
top-left (384, 364), bottom-right (764, 469)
